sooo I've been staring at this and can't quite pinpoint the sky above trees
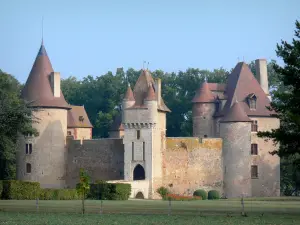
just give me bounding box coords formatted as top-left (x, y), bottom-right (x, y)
top-left (0, 0), bottom-right (299, 83)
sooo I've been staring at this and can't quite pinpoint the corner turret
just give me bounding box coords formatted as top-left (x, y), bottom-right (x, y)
top-left (192, 79), bottom-right (216, 138)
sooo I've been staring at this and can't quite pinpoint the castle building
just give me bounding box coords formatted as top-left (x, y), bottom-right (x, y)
top-left (17, 43), bottom-right (280, 198)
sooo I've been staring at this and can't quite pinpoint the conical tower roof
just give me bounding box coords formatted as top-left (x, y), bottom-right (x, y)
top-left (192, 80), bottom-right (215, 103)
top-left (21, 43), bottom-right (70, 109)
top-left (220, 101), bottom-right (252, 123)
top-left (124, 84), bottom-right (135, 101)
top-left (145, 84), bottom-right (156, 101)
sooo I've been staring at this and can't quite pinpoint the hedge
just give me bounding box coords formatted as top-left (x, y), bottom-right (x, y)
top-left (193, 189), bottom-right (208, 200)
top-left (1, 180), bottom-right (40, 200)
top-left (88, 182), bottom-right (131, 200)
top-left (39, 188), bottom-right (80, 200)
top-left (208, 190), bottom-right (220, 200)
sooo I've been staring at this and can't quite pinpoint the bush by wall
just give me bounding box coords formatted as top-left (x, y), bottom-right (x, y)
top-left (166, 194), bottom-right (202, 201)
top-left (1, 180), bottom-right (40, 200)
top-left (88, 182), bottom-right (131, 200)
top-left (193, 189), bottom-right (208, 200)
top-left (156, 187), bottom-right (170, 199)
top-left (208, 190), bottom-right (220, 200)
top-left (39, 188), bottom-right (80, 200)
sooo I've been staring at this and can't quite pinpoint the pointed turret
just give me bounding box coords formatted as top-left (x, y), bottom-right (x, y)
top-left (220, 101), bottom-right (252, 123)
top-left (21, 43), bottom-right (70, 109)
top-left (124, 84), bottom-right (135, 101)
top-left (192, 80), bottom-right (215, 103)
top-left (145, 85), bottom-right (156, 101)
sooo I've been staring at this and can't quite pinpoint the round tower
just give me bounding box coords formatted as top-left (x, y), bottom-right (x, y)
top-left (144, 84), bottom-right (158, 122)
top-left (192, 80), bottom-right (216, 138)
top-left (17, 43), bottom-right (71, 188)
top-left (219, 101), bottom-right (252, 198)
top-left (122, 84), bottom-right (135, 122)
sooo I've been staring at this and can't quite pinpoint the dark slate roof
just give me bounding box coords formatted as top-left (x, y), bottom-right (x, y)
top-left (216, 62), bottom-right (274, 117)
top-left (192, 81), bottom-right (215, 103)
top-left (67, 105), bottom-right (93, 128)
top-left (21, 43), bottom-right (70, 109)
top-left (109, 113), bottom-right (124, 131)
top-left (220, 101), bottom-right (252, 123)
top-left (131, 69), bottom-right (170, 112)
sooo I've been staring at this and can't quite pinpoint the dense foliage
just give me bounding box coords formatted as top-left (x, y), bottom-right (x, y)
top-left (1, 180), bottom-right (40, 200)
top-left (193, 189), bottom-right (208, 200)
top-left (0, 70), bottom-right (38, 180)
top-left (208, 190), bottom-right (220, 200)
top-left (88, 181), bottom-right (131, 200)
top-left (156, 186), bottom-right (170, 199)
top-left (39, 188), bottom-right (80, 200)
top-left (257, 20), bottom-right (300, 196)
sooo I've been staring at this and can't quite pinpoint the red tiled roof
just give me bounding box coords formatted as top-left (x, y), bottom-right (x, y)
top-left (192, 81), bottom-right (215, 103)
top-left (67, 105), bottom-right (93, 128)
top-left (124, 85), bottom-right (135, 101)
top-left (21, 43), bottom-right (70, 109)
top-left (217, 62), bottom-right (274, 117)
top-left (220, 101), bottom-right (252, 123)
top-left (145, 85), bottom-right (156, 101)
top-left (207, 83), bottom-right (226, 91)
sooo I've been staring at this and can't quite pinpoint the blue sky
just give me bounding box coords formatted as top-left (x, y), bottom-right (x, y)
top-left (0, 0), bottom-right (299, 83)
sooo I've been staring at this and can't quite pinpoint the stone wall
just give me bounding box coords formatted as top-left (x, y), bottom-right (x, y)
top-left (161, 137), bottom-right (223, 196)
top-left (66, 138), bottom-right (124, 188)
top-left (17, 108), bottom-right (68, 188)
top-left (249, 117), bottom-right (280, 197)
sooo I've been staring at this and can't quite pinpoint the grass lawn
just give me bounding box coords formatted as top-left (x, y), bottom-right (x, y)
top-left (0, 198), bottom-right (300, 224)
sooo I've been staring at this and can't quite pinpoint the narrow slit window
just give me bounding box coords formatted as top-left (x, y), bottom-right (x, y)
top-left (137, 130), bottom-right (140, 139)
top-left (25, 144), bottom-right (29, 154)
top-left (26, 163), bottom-right (31, 173)
top-left (29, 144), bottom-right (32, 154)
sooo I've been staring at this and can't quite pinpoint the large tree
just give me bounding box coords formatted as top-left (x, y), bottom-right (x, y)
top-left (257, 20), bottom-right (300, 195)
top-left (0, 70), bottom-right (37, 180)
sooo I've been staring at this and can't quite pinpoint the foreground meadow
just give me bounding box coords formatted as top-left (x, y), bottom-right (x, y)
top-left (0, 198), bottom-right (300, 224)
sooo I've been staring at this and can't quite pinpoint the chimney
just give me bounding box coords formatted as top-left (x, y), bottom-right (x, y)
top-left (255, 59), bottom-right (269, 96)
top-left (155, 79), bottom-right (161, 106)
top-left (50, 72), bottom-right (61, 97)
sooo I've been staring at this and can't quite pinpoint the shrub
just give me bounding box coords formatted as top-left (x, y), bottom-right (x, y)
top-left (208, 190), bottom-right (220, 200)
top-left (193, 189), bottom-right (207, 200)
top-left (156, 187), bottom-right (169, 199)
top-left (1, 180), bottom-right (40, 200)
top-left (88, 182), bottom-right (131, 200)
top-left (166, 194), bottom-right (202, 201)
top-left (0, 181), bottom-right (3, 199)
top-left (39, 189), bottom-right (80, 200)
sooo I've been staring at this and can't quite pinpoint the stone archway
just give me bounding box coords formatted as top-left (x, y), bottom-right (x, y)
top-left (133, 164), bottom-right (145, 180)
top-left (135, 191), bottom-right (144, 199)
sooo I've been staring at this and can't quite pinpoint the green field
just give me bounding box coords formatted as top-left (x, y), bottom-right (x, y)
top-left (0, 198), bottom-right (300, 224)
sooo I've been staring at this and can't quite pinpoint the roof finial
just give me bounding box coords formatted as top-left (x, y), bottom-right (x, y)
top-left (237, 57), bottom-right (240, 62)
top-left (143, 61), bottom-right (146, 69)
top-left (41, 16), bottom-right (44, 45)
top-left (204, 75), bottom-right (207, 82)
top-left (147, 62), bottom-right (149, 70)
top-left (243, 56), bottom-right (245, 62)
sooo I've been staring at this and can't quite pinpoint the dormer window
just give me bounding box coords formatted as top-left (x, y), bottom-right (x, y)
top-left (215, 97), bottom-right (221, 112)
top-left (79, 116), bottom-right (84, 122)
top-left (247, 94), bottom-right (257, 110)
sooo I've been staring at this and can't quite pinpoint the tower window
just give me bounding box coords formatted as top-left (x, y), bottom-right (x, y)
top-left (137, 130), bottom-right (140, 139)
top-left (67, 131), bottom-right (72, 135)
top-left (26, 163), bottom-right (31, 173)
top-left (251, 120), bottom-right (258, 132)
top-left (79, 116), bottom-right (84, 122)
top-left (25, 144), bottom-right (32, 154)
top-left (251, 165), bottom-right (258, 178)
top-left (251, 144), bottom-right (258, 155)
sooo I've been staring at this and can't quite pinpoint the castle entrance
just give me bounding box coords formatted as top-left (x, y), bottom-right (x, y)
top-left (135, 191), bottom-right (144, 199)
top-left (133, 164), bottom-right (145, 180)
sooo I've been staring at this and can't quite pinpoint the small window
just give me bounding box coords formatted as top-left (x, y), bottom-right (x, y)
top-left (137, 130), bottom-right (140, 139)
top-left (204, 135), bottom-right (207, 138)
top-left (29, 144), bottom-right (32, 154)
top-left (79, 116), bottom-right (84, 122)
top-left (132, 142), bottom-right (134, 161)
top-left (143, 142), bottom-right (145, 161)
top-left (26, 163), bottom-right (31, 173)
top-left (67, 131), bottom-right (72, 135)
top-left (251, 165), bottom-right (258, 178)
top-left (251, 120), bottom-right (258, 132)
top-left (25, 144), bottom-right (28, 154)
top-left (247, 94), bottom-right (257, 110)
top-left (251, 144), bottom-right (258, 155)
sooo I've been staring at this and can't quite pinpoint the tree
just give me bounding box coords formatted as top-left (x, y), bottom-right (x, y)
top-left (76, 168), bottom-right (90, 214)
top-left (0, 70), bottom-right (38, 180)
top-left (257, 20), bottom-right (300, 195)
